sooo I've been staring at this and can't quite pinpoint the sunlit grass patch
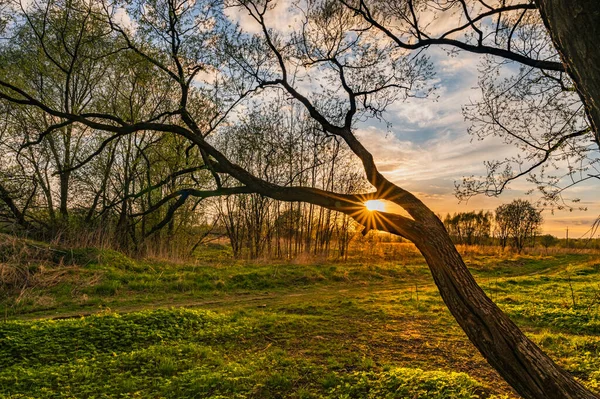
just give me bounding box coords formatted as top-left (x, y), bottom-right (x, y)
top-left (326, 367), bottom-right (481, 399)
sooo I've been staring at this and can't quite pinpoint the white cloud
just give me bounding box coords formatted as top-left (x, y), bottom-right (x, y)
top-left (354, 45), bottom-right (600, 237)
top-left (224, 0), bottom-right (301, 35)
top-left (112, 6), bottom-right (137, 33)
top-left (220, 3), bottom-right (600, 237)
top-left (356, 126), bottom-right (514, 183)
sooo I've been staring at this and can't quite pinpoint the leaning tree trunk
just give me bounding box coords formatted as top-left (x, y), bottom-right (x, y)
top-left (323, 176), bottom-right (600, 398)
top-left (398, 202), bottom-right (598, 399)
top-left (204, 137), bottom-right (599, 398)
top-left (536, 0), bottom-right (600, 146)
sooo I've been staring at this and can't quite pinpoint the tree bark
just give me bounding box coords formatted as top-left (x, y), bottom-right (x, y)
top-left (59, 171), bottom-right (70, 221)
top-left (0, 183), bottom-right (33, 231)
top-left (349, 181), bottom-right (599, 399)
top-left (536, 0), bottom-right (600, 146)
top-left (406, 213), bottom-right (597, 399)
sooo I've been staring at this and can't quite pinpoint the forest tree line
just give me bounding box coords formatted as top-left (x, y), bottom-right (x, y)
top-left (0, 72), bottom-right (366, 258)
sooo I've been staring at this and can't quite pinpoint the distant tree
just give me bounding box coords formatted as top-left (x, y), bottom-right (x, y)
top-left (495, 200), bottom-right (543, 253)
top-left (443, 211), bottom-right (491, 245)
top-left (539, 234), bottom-right (558, 253)
top-left (494, 207), bottom-right (511, 250)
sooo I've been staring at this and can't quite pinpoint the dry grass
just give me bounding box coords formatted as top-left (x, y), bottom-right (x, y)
top-left (48, 226), bottom-right (115, 252)
top-left (1, 234), bottom-right (61, 293)
top-left (0, 234), bottom-right (103, 309)
top-left (0, 233), bottom-right (64, 264)
top-left (346, 242), bottom-right (600, 263)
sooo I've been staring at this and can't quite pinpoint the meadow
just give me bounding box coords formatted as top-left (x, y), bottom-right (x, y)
top-left (1, 236), bottom-right (599, 398)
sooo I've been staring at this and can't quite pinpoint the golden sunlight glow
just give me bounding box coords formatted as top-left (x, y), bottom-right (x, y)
top-left (365, 200), bottom-right (386, 212)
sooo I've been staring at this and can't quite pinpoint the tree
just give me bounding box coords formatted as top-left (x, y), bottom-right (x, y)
top-left (0, 0), bottom-right (218, 253)
top-left (540, 234), bottom-right (558, 252)
top-left (536, 1), bottom-right (600, 147)
top-left (443, 211), bottom-right (492, 245)
top-left (495, 200), bottom-right (543, 252)
top-left (0, 1), bottom-right (597, 399)
top-left (338, 0), bottom-right (599, 210)
top-left (466, 0), bottom-right (600, 209)
top-left (214, 95), bottom-right (365, 259)
top-left (494, 206), bottom-right (511, 250)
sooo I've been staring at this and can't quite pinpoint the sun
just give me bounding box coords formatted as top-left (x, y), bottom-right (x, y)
top-left (365, 200), bottom-right (386, 212)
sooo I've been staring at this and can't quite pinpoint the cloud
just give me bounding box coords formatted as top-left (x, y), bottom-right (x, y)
top-left (220, 2), bottom-right (600, 237)
top-left (359, 121), bottom-right (600, 235)
top-left (224, 0), bottom-right (301, 35)
top-left (353, 46), bottom-right (600, 237)
top-left (108, 5), bottom-right (137, 34)
top-left (356, 125), bottom-right (513, 183)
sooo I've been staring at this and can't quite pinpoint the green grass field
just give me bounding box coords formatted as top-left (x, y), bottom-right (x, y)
top-left (1, 239), bottom-right (599, 398)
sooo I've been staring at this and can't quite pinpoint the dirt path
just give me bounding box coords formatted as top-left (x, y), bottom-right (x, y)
top-left (13, 280), bottom-right (432, 321)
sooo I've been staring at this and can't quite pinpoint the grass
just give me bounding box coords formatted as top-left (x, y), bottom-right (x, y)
top-left (0, 239), bottom-right (430, 319)
top-left (1, 237), bottom-right (599, 398)
top-left (0, 308), bottom-right (483, 398)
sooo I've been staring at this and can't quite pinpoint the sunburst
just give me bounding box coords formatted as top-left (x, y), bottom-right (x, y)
top-left (364, 200), bottom-right (386, 212)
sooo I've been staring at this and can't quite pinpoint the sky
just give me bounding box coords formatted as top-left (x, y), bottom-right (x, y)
top-left (8, 1), bottom-right (598, 240)
top-left (354, 47), bottom-right (600, 238)
top-left (224, 2), bottom-right (600, 239)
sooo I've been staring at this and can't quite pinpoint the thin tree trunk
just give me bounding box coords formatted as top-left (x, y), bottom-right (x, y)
top-left (0, 183), bottom-right (34, 231)
top-left (59, 171), bottom-right (70, 221)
